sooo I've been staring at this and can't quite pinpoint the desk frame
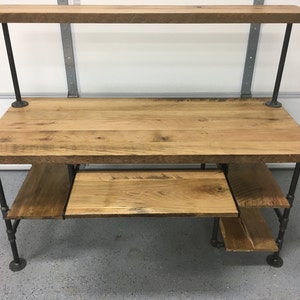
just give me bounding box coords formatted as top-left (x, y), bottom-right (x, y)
top-left (0, 5), bottom-right (300, 271)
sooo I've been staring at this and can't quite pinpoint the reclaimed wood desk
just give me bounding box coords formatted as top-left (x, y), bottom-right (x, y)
top-left (0, 5), bottom-right (300, 271)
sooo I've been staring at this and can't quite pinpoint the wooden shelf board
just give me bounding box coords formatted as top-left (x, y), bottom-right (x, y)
top-left (1, 98), bottom-right (300, 164)
top-left (220, 207), bottom-right (278, 252)
top-left (65, 170), bottom-right (237, 218)
top-left (0, 5), bottom-right (300, 24)
top-left (227, 163), bottom-right (289, 208)
top-left (7, 164), bottom-right (71, 219)
top-left (220, 217), bottom-right (254, 252)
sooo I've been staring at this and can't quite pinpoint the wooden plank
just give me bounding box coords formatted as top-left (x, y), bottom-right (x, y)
top-left (239, 207), bottom-right (278, 252)
top-left (7, 164), bottom-right (71, 219)
top-left (65, 170), bottom-right (237, 217)
top-left (227, 163), bottom-right (289, 208)
top-left (1, 98), bottom-right (300, 164)
top-left (0, 5), bottom-right (300, 24)
top-left (220, 208), bottom-right (278, 252)
top-left (220, 217), bottom-right (254, 252)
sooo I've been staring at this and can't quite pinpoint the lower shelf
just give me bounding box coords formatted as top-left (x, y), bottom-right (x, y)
top-left (7, 164), bottom-right (71, 219)
top-left (65, 170), bottom-right (237, 218)
top-left (220, 207), bottom-right (278, 252)
top-left (7, 166), bottom-right (237, 219)
top-left (4, 164), bottom-right (281, 253)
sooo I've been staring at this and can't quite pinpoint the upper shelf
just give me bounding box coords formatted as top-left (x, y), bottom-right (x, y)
top-left (0, 5), bottom-right (300, 24)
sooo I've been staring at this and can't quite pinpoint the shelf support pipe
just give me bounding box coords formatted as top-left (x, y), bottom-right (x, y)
top-left (2, 23), bottom-right (28, 108)
top-left (266, 23), bottom-right (293, 108)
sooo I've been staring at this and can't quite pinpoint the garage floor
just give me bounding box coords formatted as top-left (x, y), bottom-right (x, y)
top-left (0, 168), bottom-right (300, 300)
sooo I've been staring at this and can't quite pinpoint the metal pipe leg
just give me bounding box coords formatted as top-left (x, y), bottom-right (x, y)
top-left (210, 218), bottom-right (224, 248)
top-left (0, 179), bottom-right (26, 271)
top-left (267, 163), bottom-right (300, 267)
top-left (5, 219), bottom-right (26, 271)
top-left (274, 208), bottom-right (283, 221)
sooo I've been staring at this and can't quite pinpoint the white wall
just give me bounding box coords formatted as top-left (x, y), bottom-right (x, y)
top-left (0, 0), bottom-right (299, 100)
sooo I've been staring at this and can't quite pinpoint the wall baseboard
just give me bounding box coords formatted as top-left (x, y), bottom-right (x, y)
top-left (0, 165), bottom-right (31, 171)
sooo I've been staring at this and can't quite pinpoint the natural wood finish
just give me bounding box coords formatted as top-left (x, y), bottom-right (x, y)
top-left (0, 5), bottom-right (300, 24)
top-left (220, 217), bottom-right (254, 252)
top-left (220, 208), bottom-right (278, 252)
top-left (239, 207), bottom-right (278, 252)
top-left (65, 170), bottom-right (237, 217)
top-left (0, 98), bottom-right (300, 164)
top-left (227, 163), bottom-right (289, 208)
top-left (7, 164), bottom-right (71, 219)
top-left (0, 5), bottom-right (300, 23)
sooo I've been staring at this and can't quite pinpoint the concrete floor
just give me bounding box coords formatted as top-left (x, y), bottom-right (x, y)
top-left (0, 169), bottom-right (300, 300)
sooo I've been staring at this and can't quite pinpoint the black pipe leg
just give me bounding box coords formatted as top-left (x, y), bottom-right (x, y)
top-left (211, 218), bottom-right (224, 248)
top-left (267, 206), bottom-right (291, 268)
top-left (267, 222), bottom-right (285, 268)
top-left (267, 163), bottom-right (300, 267)
top-left (6, 220), bottom-right (26, 272)
top-left (0, 179), bottom-right (26, 271)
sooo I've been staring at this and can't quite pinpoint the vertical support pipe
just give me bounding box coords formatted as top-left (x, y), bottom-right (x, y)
top-left (67, 164), bottom-right (79, 184)
top-left (210, 218), bottom-right (224, 248)
top-left (0, 179), bottom-right (26, 271)
top-left (267, 163), bottom-right (300, 267)
top-left (265, 23), bottom-right (293, 108)
top-left (2, 23), bottom-right (28, 108)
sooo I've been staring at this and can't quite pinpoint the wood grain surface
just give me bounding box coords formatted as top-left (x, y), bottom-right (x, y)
top-left (220, 217), bottom-right (254, 252)
top-left (239, 207), bottom-right (278, 252)
top-left (227, 163), bottom-right (289, 208)
top-left (1, 98), bottom-right (300, 164)
top-left (7, 164), bottom-right (71, 219)
top-left (65, 170), bottom-right (237, 217)
top-left (0, 5), bottom-right (300, 24)
top-left (220, 207), bottom-right (278, 252)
